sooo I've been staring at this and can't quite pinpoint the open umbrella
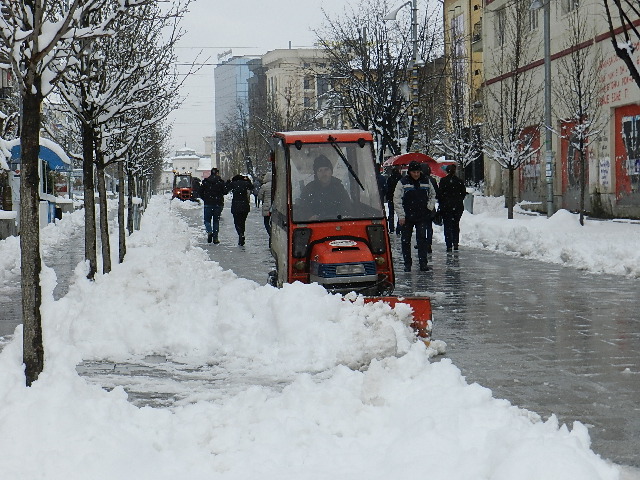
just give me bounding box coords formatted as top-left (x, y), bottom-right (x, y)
top-left (383, 152), bottom-right (454, 178)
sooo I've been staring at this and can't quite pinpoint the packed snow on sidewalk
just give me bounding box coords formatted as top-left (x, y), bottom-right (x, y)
top-left (0, 195), bottom-right (637, 479)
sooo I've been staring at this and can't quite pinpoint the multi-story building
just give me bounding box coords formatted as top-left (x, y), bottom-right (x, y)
top-left (480, 0), bottom-right (640, 217)
top-left (442, 0), bottom-right (485, 184)
top-left (261, 48), bottom-right (331, 129)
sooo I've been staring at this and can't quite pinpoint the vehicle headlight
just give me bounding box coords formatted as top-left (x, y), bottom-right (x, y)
top-left (335, 264), bottom-right (365, 275)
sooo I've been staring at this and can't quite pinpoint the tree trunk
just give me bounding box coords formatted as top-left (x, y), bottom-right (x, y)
top-left (95, 164), bottom-right (111, 274)
top-left (127, 169), bottom-right (134, 234)
top-left (579, 147), bottom-right (586, 226)
top-left (117, 160), bottom-right (126, 263)
top-left (507, 167), bottom-right (515, 219)
top-left (20, 92), bottom-right (44, 386)
top-left (82, 124), bottom-right (97, 280)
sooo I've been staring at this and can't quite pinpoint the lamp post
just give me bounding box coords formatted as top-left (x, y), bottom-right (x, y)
top-left (531, 0), bottom-right (554, 216)
top-left (384, 0), bottom-right (422, 148)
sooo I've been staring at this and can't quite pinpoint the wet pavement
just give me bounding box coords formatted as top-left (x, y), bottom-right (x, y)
top-left (2, 201), bottom-right (639, 469)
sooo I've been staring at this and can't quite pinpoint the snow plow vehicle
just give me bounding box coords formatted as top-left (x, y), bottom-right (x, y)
top-left (172, 172), bottom-right (195, 201)
top-left (268, 130), bottom-right (432, 340)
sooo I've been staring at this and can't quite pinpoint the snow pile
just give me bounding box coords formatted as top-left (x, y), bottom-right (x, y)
top-left (458, 196), bottom-right (640, 277)
top-left (0, 195), bottom-right (627, 479)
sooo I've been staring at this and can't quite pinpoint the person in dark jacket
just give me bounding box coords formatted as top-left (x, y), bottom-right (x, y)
top-left (438, 164), bottom-right (467, 252)
top-left (393, 161), bottom-right (436, 271)
top-left (385, 167), bottom-right (401, 233)
top-left (422, 164), bottom-right (440, 253)
top-left (225, 174), bottom-right (253, 246)
top-left (296, 155), bottom-right (352, 221)
top-left (199, 168), bottom-right (225, 244)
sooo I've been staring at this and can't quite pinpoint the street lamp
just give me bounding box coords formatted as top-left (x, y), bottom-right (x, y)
top-left (531, 0), bottom-right (554, 217)
top-left (384, 0), bottom-right (422, 147)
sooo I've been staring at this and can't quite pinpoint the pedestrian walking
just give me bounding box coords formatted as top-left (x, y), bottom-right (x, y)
top-left (422, 164), bottom-right (440, 253)
top-left (226, 174), bottom-right (253, 246)
top-left (199, 168), bottom-right (226, 244)
top-left (258, 172), bottom-right (272, 238)
top-left (393, 161), bottom-right (436, 272)
top-left (385, 166), bottom-right (401, 234)
top-left (253, 178), bottom-right (262, 207)
top-left (438, 164), bottom-right (467, 252)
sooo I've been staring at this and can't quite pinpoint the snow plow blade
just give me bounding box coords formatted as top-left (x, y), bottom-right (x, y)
top-left (363, 296), bottom-right (432, 342)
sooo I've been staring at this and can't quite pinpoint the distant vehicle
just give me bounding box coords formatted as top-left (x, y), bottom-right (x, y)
top-left (172, 172), bottom-right (195, 201)
top-left (268, 129), bottom-right (432, 341)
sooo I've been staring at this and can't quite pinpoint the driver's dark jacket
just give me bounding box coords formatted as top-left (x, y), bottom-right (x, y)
top-left (393, 174), bottom-right (436, 222)
top-left (296, 176), bottom-right (351, 220)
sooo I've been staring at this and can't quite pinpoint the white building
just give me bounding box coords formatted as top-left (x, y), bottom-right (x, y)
top-left (262, 48), bottom-right (331, 127)
top-left (159, 148), bottom-right (213, 193)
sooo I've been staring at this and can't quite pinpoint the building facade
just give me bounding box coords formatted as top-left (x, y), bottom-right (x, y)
top-left (261, 48), bottom-right (331, 129)
top-left (480, 0), bottom-right (640, 217)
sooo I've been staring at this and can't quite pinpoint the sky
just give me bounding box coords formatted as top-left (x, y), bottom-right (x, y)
top-left (1, 195), bottom-right (640, 479)
top-left (168, 0), bottom-right (349, 155)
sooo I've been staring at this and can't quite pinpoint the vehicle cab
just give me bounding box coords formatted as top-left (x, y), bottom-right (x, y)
top-left (269, 130), bottom-right (394, 295)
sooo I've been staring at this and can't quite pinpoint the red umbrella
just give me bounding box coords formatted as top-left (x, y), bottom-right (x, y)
top-left (383, 152), bottom-right (455, 178)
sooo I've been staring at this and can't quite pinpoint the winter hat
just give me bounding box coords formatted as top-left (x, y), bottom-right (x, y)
top-left (408, 161), bottom-right (422, 172)
top-left (313, 154), bottom-right (333, 172)
top-left (446, 164), bottom-right (457, 174)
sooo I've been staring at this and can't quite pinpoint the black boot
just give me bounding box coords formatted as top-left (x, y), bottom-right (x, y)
top-left (238, 236), bottom-right (245, 246)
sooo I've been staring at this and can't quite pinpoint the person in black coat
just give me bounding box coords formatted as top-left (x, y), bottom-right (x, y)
top-left (385, 167), bottom-right (402, 233)
top-left (225, 174), bottom-right (253, 246)
top-left (438, 164), bottom-right (467, 252)
top-left (422, 164), bottom-right (440, 253)
top-left (199, 168), bottom-right (225, 244)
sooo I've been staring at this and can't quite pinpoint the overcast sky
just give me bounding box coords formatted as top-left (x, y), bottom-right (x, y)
top-left (167, 0), bottom-right (350, 156)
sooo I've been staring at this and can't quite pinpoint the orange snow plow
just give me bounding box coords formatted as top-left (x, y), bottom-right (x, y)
top-left (268, 129), bottom-right (432, 341)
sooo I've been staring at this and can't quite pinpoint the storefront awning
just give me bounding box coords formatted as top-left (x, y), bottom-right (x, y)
top-left (8, 137), bottom-right (71, 172)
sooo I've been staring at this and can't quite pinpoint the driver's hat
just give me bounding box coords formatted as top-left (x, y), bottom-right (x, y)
top-left (313, 155), bottom-right (333, 172)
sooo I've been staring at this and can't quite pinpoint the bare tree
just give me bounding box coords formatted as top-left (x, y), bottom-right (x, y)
top-left (0, 0), bottom-right (145, 386)
top-left (603, 0), bottom-right (640, 89)
top-left (317, 0), bottom-right (442, 160)
top-left (57, 1), bottom-right (188, 275)
top-left (553, 8), bottom-right (605, 225)
top-left (483, 0), bottom-right (542, 219)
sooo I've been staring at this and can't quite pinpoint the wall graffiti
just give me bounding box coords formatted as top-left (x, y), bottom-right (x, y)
top-left (599, 157), bottom-right (611, 190)
top-left (614, 104), bottom-right (640, 205)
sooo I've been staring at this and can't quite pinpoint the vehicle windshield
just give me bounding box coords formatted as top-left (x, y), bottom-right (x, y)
top-left (176, 176), bottom-right (191, 188)
top-left (290, 141), bottom-right (384, 222)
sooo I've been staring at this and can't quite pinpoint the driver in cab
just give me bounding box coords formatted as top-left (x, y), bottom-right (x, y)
top-left (296, 154), bottom-right (351, 221)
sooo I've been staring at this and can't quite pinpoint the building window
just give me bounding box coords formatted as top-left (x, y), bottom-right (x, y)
top-left (304, 75), bottom-right (314, 90)
top-left (529, 8), bottom-right (539, 31)
top-left (561, 0), bottom-right (578, 14)
top-left (496, 9), bottom-right (506, 46)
